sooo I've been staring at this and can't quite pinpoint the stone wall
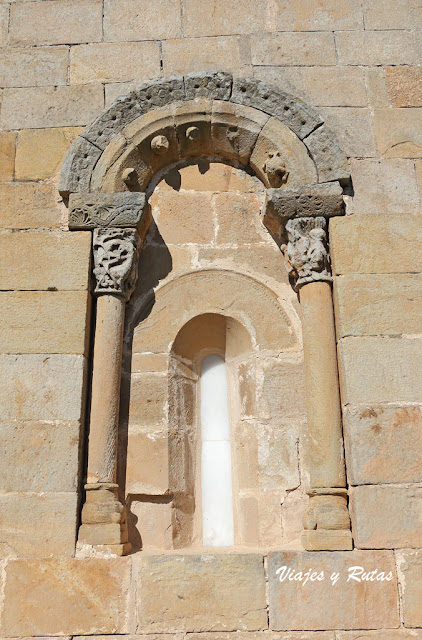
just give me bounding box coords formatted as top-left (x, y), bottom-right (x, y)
top-left (0, 0), bottom-right (421, 636)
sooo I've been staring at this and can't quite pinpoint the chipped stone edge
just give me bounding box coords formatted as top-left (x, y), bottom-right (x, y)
top-left (59, 72), bottom-right (350, 199)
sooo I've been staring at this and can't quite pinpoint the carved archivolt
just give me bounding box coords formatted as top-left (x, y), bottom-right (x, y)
top-left (59, 72), bottom-right (350, 198)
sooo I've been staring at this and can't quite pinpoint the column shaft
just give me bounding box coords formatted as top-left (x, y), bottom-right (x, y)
top-left (300, 281), bottom-right (346, 489)
top-left (87, 294), bottom-right (125, 484)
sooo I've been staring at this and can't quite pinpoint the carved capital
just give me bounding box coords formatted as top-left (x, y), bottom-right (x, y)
top-left (93, 228), bottom-right (140, 300)
top-left (282, 216), bottom-right (331, 290)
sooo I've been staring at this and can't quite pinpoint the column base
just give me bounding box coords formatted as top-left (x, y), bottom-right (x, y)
top-left (78, 483), bottom-right (131, 555)
top-left (302, 529), bottom-right (353, 551)
top-left (302, 489), bottom-right (353, 551)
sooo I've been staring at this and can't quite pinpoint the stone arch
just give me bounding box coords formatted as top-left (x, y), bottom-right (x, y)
top-left (71, 72), bottom-right (353, 555)
top-left (59, 71), bottom-right (350, 199)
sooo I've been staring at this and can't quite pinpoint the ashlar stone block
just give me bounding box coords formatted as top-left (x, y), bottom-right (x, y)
top-left (334, 274), bottom-right (422, 337)
top-left (396, 549), bottom-right (422, 627)
top-left (339, 337), bottom-right (422, 404)
top-left (0, 492), bottom-right (78, 558)
top-left (351, 485), bottom-right (422, 549)
top-left (0, 354), bottom-right (86, 421)
top-left (268, 550), bottom-right (399, 630)
top-left (16, 126), bottom-right (82, 181)
top-left (344, 404), bottom-right (422, 485)
top-left (0, 231), bottom-right (91, 290)
top-left (0, 421), bottom-right (81, 492)
top-left (0, 291), bottom-right (90, 355)
top-left (136, 554), bottom-right (267, 632)
top-left (2, 558), bottom-right (130, 635)
top-left (330, 215), bottom-right (422, 275)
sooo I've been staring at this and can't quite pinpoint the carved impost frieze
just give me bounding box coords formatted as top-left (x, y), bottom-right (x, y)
top-left (93, 228), bottom-right (141, 301)
top-left (282, 216), bottom-right (331, 291)
top-left (69, 192), bottom-right (148, 230)
top-left (265, 182), bottom-right (344, 227)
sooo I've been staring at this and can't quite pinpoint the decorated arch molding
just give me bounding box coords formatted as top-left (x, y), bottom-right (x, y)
top-left (62, 72), bottom-right (353, 556)
top-left (59, 71), bottom-right (350, 201)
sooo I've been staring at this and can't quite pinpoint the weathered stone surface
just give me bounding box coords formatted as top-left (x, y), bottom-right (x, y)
top-left (135, 76), bottom-right (184, 112)
top-left (136, 554), bottom-right (267, 632)
top-left (0, 231), bottom-right (91, 290)
top-left (362, 0), bottom-right (417, 29)
top-left (269, 0), bottom-right (363, 30)
top-left (0, 492), bottom-right (78, 557)
top-left (0, 46), bottom-right (68, 88)
top-left (386, 66), bottom-right (422, 107)
top-left (339, 337), bottom-right (422, 404)
top-left (374, 108), bottom-right (422, 158)
top-left (128, 498), bottom-right (173, 551)
top-left (214, 192), bottom-right (268, 244)
top-left (396, 549), bottom-right (422, 627)
top-left (257, 422), bottom-right (300, 490)
top-left (251, 31), bottom-right (336, 67)
top-left (0, 182), bottom-right (62, 229)
top-left (16, 127), bottom-right (82, 180)
top-left (268, 550), bottom-right (399, 630)
top-left (266, 182), bottom-right (343, 225)
top-left (185, 71), bottom-right (232, 100)
top-left (59, 136), bottom-right (102, 195)
top-left (174, 99), bottom-right (213, 158)
top-left (128, 373), bottom-right (168, 425)
top-left (211, 101), bottom-right (268, 165)
top-left (344, 404), bottom-right (422, 485)
top-left (334, 274), bottom-right (422, 337)
top-left (250, 117), bottom-right (317, 188)
top-left (131, 271), bottom-right (295, 354)
top-left (0, 131), bottom-right (16, 181)
top-left (182, 0), bottom-right (265, 36)
top-left (126, 429), bottom-right (169, 494)
top-left (151, 190), bottom-right (215, 244)
top-left (3, 558), bottom-right (130, 635)
top-left (188, 634), bottom-right (335, 640)
top-left (336, 30), bottom-right (416, 66)
top-left (231, 77), bottom-right (322, 140)
top-left (338, 630), bottom-right (422, 640)
top-left (330, 215), bottom-right (422, 274)
top-left (0, 421), bottom-right (80, 492)
top-left (103, 0), bottom-right (182, 41)
top-left (0, 354), bottom-right (86, 421)
top-left (304, 124), bottom-right (350, 183)
top-left (365, 68), bottom-right (389, 107)
top-left (0, 291), bottom-right (90, 355)
top-left (162, 36), bottom-right (250, 75)
top-left (1, 84), bottom-right (104, 131)
top-left (0, 3), bottom-right (8, 47)
top-left (82, 92), bottom-right (143, 150)
top-left (9, 0), bottom-right (103, 46)
top-left (351, 485), bottom-right (422, 549)
top-left (319, 107), bottom-right (377, 158)
top-left (349, 158), bottom-right (419, 215)
top-left (70, 41), bottom-right (160, 85)
top-left (69, 192), bottom-right (147, 229)
top-left (255, 65), bottom-right (368, 108)
top-left (262, 361), bottom-right (307, 422)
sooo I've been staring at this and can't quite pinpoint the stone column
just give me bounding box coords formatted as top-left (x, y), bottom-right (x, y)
top-left (265, 184), bottom-right (352, 551)
top-left (67, 193), bottom-right (149, 556)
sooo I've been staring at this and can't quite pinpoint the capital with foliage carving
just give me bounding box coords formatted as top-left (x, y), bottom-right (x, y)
top-left (92, 228), bottom-right (140, 300)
